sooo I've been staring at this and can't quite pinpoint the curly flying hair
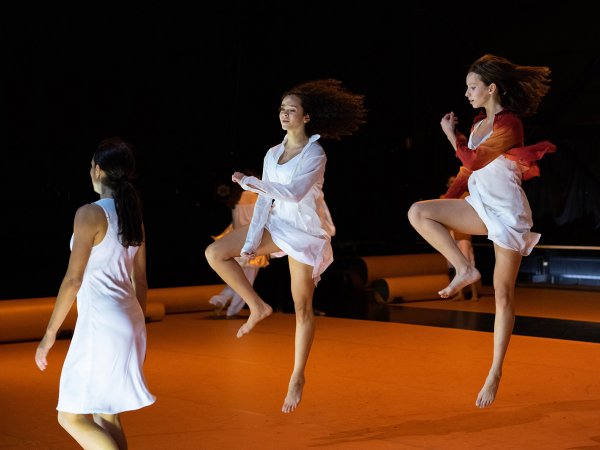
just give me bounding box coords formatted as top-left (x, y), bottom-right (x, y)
top-left (282, 79), bottom-right (367, 139)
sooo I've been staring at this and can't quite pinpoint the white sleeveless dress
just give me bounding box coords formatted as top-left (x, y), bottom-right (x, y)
top-left (57, 198), bottom-right (156, 414)
top-left (465, 122), bottom-right (541, 255)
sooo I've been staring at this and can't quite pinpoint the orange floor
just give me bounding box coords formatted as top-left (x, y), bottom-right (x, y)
top-left (1, 287), bottom-right (600, 449)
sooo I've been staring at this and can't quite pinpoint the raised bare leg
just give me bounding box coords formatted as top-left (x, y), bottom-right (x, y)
top-left (205, 225), bottom-right (278, 337)
top-left (476, 245), bottom-right (521, 408)
top-left (281, 257), bottom-right (315, 413)
top-left (408, 199), bottom-right (486, 298)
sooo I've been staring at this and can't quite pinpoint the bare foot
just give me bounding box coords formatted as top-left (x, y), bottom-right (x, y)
top-left (282, 375), bottom-right (305, 413)
top-left (236, 302), bottom-right (272, 338)
top-left (476, 373), bottom-right (501, 408)
top-left (209, 297), bottom-right (227, 316)
top-left (450, 288), bottom-right (465, 301)
top-left (439, 266), bottom-right (481, 298)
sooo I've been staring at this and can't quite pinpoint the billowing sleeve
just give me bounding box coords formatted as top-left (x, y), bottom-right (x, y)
top-left (238, 145), bottom-right (326, 202)
top-left (241, 154), bottom-right (273, 255)
top-left (505, 141), bottom-right (557, 180)
top-left (454, 113), bottom-right (524, 171)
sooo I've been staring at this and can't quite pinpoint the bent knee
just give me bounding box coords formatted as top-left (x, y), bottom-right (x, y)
top-left (205, 241), bottom-right (240, 266)
top-left (205, 241), bottom-right (222, 263)
top-left (407, 201), bottom-right (427, 223)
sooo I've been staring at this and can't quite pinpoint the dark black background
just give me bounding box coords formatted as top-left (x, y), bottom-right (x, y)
top-left (4, 2), bottom-right (600, 300)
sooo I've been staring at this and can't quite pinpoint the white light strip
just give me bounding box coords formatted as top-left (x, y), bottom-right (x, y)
top-left (559, 274), bottom-right (600, 280)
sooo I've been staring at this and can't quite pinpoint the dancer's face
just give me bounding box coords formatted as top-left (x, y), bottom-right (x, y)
top-left (465, 72), bottom-right (493, 109)
top-left (279, 95), bottom-right (309, 131)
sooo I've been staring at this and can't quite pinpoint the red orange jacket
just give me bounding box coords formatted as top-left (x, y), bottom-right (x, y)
top-left (443, 110), bottom-right (556, 199)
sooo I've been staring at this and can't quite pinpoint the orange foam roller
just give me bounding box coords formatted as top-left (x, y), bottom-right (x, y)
top-left (372, 274), bottom-right (451, 303)
top-left (0, 284), bottom-right (226, 343)
top-left (0, 298), bottom-right (167, 343)
top-left (361, 253), bottom-right (448, 284)
top-left (145, 301), bottom-right (166, 322)
top-left (0, 297), bottom-right (77, 343)
top-left (147, 284), bottom-right (226, 313)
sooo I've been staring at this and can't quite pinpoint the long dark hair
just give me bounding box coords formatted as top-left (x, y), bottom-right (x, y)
top-left (468, 54), bottom-right (551, 117)
top-left (93, 137), bottom-right (143, 247)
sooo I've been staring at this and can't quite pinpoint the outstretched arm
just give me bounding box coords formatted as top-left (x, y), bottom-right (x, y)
top-left (234, 148), bottom-right (326, 203)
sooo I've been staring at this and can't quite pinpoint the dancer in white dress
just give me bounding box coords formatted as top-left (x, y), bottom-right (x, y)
top-left (408, 54), bottom-right (555, 408)
top-left (205, 79), bottom-right (366, 413)
top-left (36, 137), bottom-right (155, 449)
